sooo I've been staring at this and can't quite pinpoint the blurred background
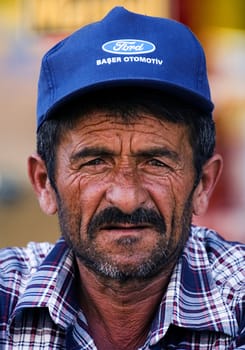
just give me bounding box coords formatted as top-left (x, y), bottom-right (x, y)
top-left (0, 0), bottom-right (244, 247)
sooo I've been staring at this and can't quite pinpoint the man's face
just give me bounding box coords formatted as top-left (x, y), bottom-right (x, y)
top-left (54, 111), bottom-right (196, 281)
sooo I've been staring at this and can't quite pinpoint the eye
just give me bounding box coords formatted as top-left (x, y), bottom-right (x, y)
top-left (142, 158), bottom-right (174, 176)
top-left (148, 159), bottom-right (169, 168)
top-left (83, 158), bottom-right (105, 166)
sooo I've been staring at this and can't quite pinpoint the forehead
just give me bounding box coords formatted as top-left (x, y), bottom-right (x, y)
top-left (61, 110), bottom-right (191, 151)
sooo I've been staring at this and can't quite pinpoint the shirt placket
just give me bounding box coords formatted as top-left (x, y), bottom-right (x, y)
top-left (66, 311), bottom-right (98, 350)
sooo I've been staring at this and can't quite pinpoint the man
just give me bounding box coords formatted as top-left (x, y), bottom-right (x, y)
top-left (0, 6), bottom-right (244, 349)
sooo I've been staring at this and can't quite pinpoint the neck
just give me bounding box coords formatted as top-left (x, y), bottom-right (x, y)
top-left (77, 261), bottom-right (174, 350)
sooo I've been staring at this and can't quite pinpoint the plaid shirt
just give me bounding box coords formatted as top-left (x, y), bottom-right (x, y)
top-left (0, 226), bottom-right (244, 349)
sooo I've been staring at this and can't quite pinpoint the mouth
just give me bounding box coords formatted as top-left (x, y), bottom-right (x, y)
top-left (97, 224), bottom-right (153, 235)
top-left (99, 223), bottom-right (152, 232)
top-left (98, 224), bottom-right (154, 248)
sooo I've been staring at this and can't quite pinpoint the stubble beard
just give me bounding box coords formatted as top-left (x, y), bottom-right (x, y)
top-left (57, 198), bottom-right (193, 283)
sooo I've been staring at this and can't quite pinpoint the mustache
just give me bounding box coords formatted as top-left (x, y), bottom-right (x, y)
top-left (87, 207), bottom-right (166, 238)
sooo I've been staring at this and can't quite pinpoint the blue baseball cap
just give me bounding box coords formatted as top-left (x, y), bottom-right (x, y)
top-left (37, 6), bottom-right (214, 129)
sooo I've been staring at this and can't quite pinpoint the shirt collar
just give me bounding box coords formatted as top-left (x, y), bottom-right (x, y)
top-left (149, 227), bottom-right (238, 345)
top-left (9, 238), bottom-right (79, 331)
top-left (9, 228), bottom-right (238, 342)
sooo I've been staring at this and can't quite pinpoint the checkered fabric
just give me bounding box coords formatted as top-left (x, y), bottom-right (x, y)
top-left (0, 226), bottom-right (244, 349)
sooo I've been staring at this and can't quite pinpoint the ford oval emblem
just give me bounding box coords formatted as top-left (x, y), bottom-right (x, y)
top-left (102, 39), bottom-right (156, 55)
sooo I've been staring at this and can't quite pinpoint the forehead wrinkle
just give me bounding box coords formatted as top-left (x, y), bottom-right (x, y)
top-left (69, 113), bottom-right (159, 147)
top-left (76, 115), bottom-right (172, 137)
top-left (75, 109), bottom-right (167, 127)
top-left (64, 111), bottom-right (190, 158)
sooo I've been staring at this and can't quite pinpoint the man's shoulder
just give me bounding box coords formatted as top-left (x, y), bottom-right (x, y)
top-left (0, 241), bottom-right (54, 323)
top-left (191, 225), bottom-right (245, 262)
top-left (0, 241), bottom-right (54, 276)
top-left (190, 226), bottom-right (245, 292)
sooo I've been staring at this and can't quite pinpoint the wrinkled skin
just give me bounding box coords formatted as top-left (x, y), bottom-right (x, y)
top-left (49, 112), bottom-right (196, 279)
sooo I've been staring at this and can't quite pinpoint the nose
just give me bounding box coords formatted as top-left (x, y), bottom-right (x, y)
top-left (105, 166), bottom-right (148, 214)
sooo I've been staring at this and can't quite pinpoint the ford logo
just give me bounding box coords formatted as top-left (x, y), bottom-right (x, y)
top-left (102, 39), bottom-right (156, 55)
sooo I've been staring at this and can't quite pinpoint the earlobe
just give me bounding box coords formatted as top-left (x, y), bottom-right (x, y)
top-left (193, 154), bottom-right (223, 216)
top-left (27, 153), bottom-right (57, 215)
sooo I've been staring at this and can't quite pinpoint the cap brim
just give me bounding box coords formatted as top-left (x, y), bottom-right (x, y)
top-left (42, 78), bottom-right (214, 125)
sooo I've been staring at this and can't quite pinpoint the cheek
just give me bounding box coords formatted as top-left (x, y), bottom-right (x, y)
top-left (60, 174), bottom-right (109, 229)
top-left (144, 174), bottom-right (192, 233)
top-left (144, 176), bottom-right (175, 219)
top-left (79, 176), bottom-right (109, 211)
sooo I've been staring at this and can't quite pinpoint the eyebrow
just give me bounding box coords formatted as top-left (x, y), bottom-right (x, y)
top-left (134, 147), bottom-right (180, 162)
top-left (70, 146), bottom-right (180, 163)
top-left (70, 146), bottom-right (116, 162)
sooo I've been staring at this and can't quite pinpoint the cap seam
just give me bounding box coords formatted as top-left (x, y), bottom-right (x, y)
top-left (43, 41), bottom-right (67, 115)
top-left (189, 30), bottom-right (206, 94)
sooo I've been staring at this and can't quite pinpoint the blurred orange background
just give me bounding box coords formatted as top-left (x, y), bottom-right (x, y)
top-left (0, 0), bottom-right (244, 247)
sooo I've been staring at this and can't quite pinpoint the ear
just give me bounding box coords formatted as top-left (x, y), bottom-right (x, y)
top-left (27, 153), bottom-right (57, 215)
top-left (192, 154), bottom-right (223, 216)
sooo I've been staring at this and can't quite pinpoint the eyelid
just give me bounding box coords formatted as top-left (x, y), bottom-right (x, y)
top-left (149, 158), bottom-right (167, 165)
top-left (84, 157), bottom-right (105, 166)
top-left (146, 158), bottom-right (172, 170)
